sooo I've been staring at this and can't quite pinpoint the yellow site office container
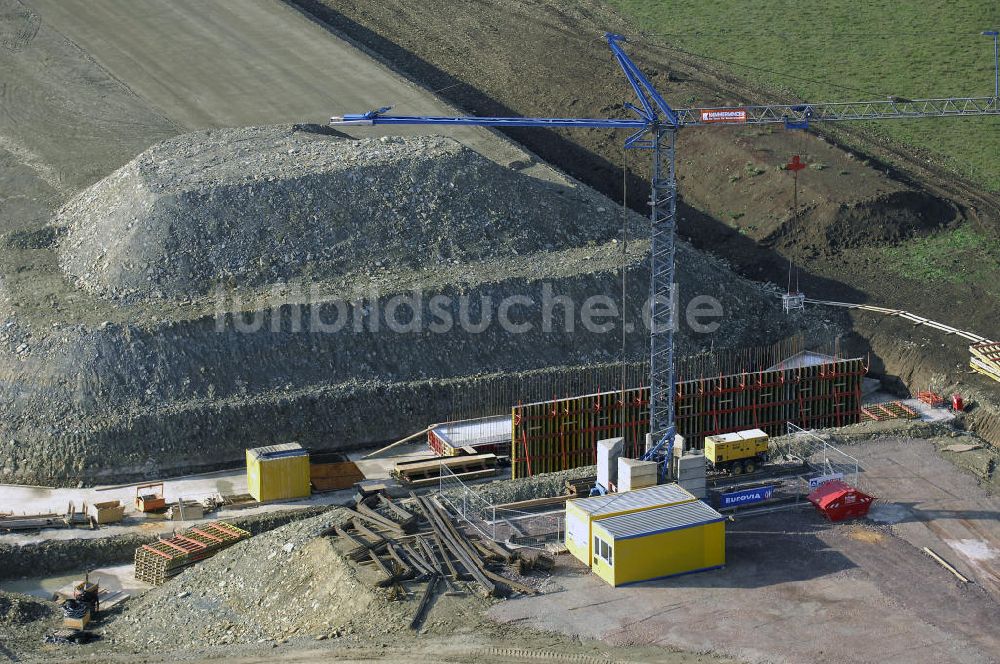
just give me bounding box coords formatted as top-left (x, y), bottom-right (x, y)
top-left (246, 443), bottom-right (311, 502)
top-left (590, 500), bottom-right (726, 587)
top-left (564, 483), bottom-right (696, 566)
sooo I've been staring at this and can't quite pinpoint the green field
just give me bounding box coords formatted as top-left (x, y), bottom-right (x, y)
top-left (883, 223), bottom-right (1000, 282)
top-left (608, 0), bottom-right (1000, 191)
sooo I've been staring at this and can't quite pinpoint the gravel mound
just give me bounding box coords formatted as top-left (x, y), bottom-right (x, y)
top-left (109, 509), bottom-right (407, 649)
top-left (0, 592), bottom-right (53, 625)
top-left (57, 125), bottom-right (634, 302)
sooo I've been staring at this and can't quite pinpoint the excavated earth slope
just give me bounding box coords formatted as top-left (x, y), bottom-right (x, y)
top-left (0, 126), bottom-right (841, 485)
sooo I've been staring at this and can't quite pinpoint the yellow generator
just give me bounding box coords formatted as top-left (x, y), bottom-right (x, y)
top-left (704, 429), bottom-right (769, 475)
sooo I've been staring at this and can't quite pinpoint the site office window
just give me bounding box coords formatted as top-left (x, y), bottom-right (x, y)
top-left (593, 536), bottom-right (613, 566)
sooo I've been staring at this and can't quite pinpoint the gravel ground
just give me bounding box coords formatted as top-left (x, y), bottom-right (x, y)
top-left (0, 506), bottom-right (336, 581)
top-left (104, 509), bottom-right (398, 651)
top-left (0, 124), bottom-right (841, 486)
top-left (450, 465), bottom-right (598, 505)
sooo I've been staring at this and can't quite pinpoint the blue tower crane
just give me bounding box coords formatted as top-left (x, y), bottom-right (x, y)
top-left (331, 33), bottom-right (1000, 482)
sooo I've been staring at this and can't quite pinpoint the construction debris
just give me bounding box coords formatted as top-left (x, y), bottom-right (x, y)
top-left (134, 521), bottom-right (250, 585)
top-left (328, 488), bottom-right (546, 617)
top-left (0, 503), bottom-right (96, 533)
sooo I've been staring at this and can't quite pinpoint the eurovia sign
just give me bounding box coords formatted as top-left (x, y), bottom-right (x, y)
top-left (808, 473), bottom-right (844, 489)
top-left (720, 485), bottom-right (774, 508)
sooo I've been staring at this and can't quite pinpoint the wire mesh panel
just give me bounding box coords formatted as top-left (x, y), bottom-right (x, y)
top-left (437, 464), bottom-right (495, 540)
top-left (437, 465), bottom-right (564, 549)
top-left (780, 423), bottom-right (861, 488)
top-left (490, 508), bottom-right (564, 548)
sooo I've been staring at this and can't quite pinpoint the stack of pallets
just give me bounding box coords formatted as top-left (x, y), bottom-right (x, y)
top-left (134, 521), bottom-right (250, 585)
top-left (970, 342), bottom-right (1000, 384)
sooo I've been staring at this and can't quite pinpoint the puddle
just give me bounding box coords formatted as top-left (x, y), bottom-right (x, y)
top-left (946, 539), bottom-right (997, 562)
top-left (868, 503), bottom-right (910, 524)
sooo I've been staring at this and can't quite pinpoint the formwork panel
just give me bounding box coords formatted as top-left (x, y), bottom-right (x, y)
top-left (512, 357), bottom-right (865, 479)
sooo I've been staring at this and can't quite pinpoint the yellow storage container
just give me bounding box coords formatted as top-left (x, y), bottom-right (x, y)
top-left (564, 483), bottom-right (696, 566)
top-left (590, 500), bottom-right (725, 587)
top-left (246, 443), bottom-right (311, 502)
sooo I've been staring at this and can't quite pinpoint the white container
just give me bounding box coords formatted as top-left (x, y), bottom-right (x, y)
top-left (597, 437), bottom-right (624, 490)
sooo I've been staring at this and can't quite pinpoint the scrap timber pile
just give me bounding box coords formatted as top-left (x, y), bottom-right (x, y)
top-left (330, 491), bottom-right (548, 626)
top-left (134, 521), bottom-right (250, 585)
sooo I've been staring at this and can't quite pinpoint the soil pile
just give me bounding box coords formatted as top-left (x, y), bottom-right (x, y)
top-left (57, 125), bottom-right (637, 302)
top-left (0, 592), bottom-right (53, 625)
top-left (110, 510), bottom-right (408, 649)
top-left (2, 125), bottom-right (843, 486)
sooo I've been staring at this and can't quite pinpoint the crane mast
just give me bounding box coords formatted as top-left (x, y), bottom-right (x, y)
top-left (331, 32), bottom-right (1000, 480)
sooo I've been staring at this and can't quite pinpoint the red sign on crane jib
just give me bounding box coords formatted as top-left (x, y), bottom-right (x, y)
top-left (700, 108), bottom-right (748, 124)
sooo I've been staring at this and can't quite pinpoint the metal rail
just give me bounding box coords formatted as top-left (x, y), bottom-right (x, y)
top-left (674, 97), bottom-right (998, 127)
top-left (803, 298), bottom-right (992, 344)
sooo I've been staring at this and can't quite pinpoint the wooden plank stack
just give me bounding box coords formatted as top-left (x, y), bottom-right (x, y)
top-left (392, 454), bottom-right (497, 487)
top-left (971, 342), bottom-right (1000, 384)
top-left (310, 460), bottom-right (365, 492)
top-left (134, 521), bottom-right (250, 585)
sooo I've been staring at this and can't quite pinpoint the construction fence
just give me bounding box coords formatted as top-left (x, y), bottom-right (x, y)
top-left (437, 465), bottom-right (564, 549)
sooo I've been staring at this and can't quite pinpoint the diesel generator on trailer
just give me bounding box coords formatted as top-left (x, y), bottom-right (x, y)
top-left (704, 429), bottom-right (769, 475)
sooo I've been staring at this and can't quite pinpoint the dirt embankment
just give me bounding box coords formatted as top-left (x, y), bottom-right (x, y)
top-left (1, 125), bottom-right (840, 485)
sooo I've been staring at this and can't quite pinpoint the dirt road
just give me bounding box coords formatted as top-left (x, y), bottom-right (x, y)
top-left (23, 0), bottom-right (557, 181)
top-left (862, 437), bottom-right (1000, 597)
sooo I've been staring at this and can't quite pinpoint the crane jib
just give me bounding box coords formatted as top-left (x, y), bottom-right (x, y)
top-left (328, 31), bottom-right (999, 481)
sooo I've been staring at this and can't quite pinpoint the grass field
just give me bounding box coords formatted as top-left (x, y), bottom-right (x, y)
top-left (608, 0), bottom-right (1000, 191)
top-left (883, 223), bottom-right (1000, 283)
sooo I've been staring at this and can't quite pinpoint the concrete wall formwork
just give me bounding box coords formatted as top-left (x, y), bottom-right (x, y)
top-left (512, 357), bottom-right (866, 479)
